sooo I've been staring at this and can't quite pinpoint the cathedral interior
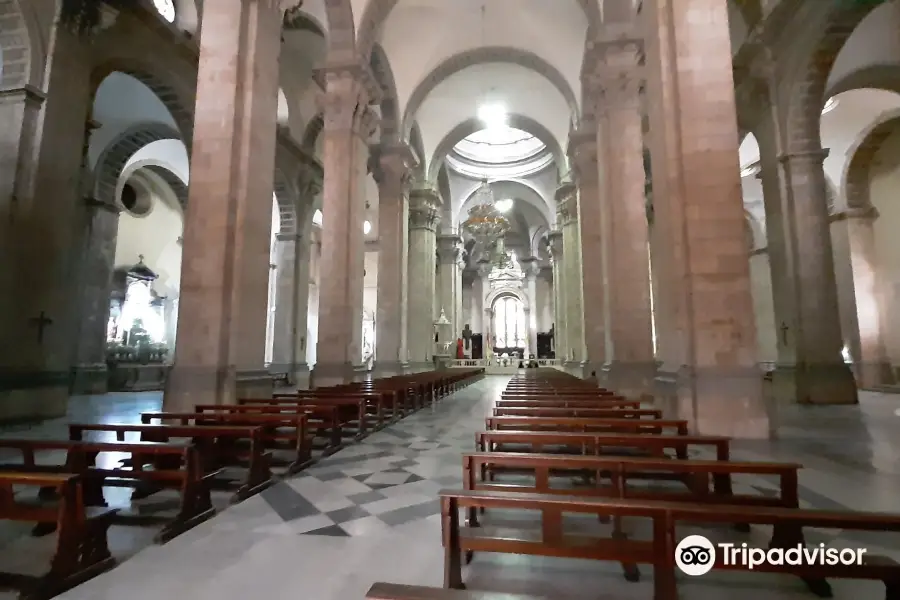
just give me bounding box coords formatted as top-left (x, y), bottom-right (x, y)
top-left (2, 0), bottom-right (900, 598)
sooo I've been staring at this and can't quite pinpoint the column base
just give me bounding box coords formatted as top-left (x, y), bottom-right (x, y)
top-left (675, 365), bottom-right (774, 439)
top-left (235, 369), bottom-right (274, 401)
top-left (606, 360), bottom-right (657, 401)
top-left (311, 362), bottom-right (356, 387)
top-left (405, 361), bottom-right (434, 374)
top-left (653, 362), bottom-right (679, 415)
top-left (856, 361), bottom-right (895, 390)
top-left (71, 363), bottom-right (109, 395)
top-left (164, 365), bottom-right (228, 411)
top-left (563, 360), bottom-right (584, 378)
top-left (373, 361), bottom-right (406, 377)
top-left (772, 362), bottom-right (858, 405)
top-left (0, 371), bottom-right (70, 423)
top-left (292, 364), bottom-right (311, 390)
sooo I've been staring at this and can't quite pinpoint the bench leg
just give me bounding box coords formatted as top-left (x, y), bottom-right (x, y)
top-left (612, 527), bottom-right (641, 582)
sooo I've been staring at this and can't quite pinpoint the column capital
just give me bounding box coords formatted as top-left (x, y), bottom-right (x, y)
top-left (436, 234), bottom-right (462, 264)
top-left (778, 148), bottom-right (829, 164)
top-left (548, 230), bottom-right (564, 260)
top-left (315, 65), bottom-right (381, 138)
top-left (314, 59), bottom-right (382, 105)
top-left (0, 84), bottom-right (46, 107)
top-left (371, 142), bottom-right (417, 189)
top-left (585, 36), bottom-right (643, 112)
top-left (409, 188), bottom-right (441, 231)
top-left (830, 206), bottom-right (879, 222)
top-left (521, 256), bottom-right (541, 278)
top-left (555, 183), bottom-right (578, 226)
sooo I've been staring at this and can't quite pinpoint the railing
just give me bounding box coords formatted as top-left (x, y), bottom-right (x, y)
top-left (449, 358), bottom-right (561, 368)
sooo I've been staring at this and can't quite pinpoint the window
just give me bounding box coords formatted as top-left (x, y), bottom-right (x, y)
top-left (312, 209), bottom-right (323, 226)
top-left (492, 296), bottom-right (526, 348)
top-left (153, 0), bottom-right (176, 23)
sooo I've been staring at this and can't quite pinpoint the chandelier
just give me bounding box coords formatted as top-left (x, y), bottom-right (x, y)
top-left (461, 179), bottom-right (510, 242)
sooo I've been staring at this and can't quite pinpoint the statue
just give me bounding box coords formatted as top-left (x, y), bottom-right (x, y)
top-left (456, 338), bottom-right (464, 359)
top-left (462, 324), bottom-right (473, 350)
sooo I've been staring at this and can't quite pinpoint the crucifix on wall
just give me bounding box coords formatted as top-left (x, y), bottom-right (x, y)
top-left (780, 321), bottom-right (789, 346)
top-left (29, 311), bottom-right (53, 345)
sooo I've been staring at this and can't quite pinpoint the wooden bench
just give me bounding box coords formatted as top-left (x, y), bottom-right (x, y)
top-left (365, 582), bottom-right (555, 600)
top-left (495, 398), bottom-right (639, 409)
top-left (140, 411), bottom-right (312, 474)
top-left (69, 422), bottom-right (273, 502)
top-left (0, 472), bottom-right (117, 599)
top-left (440, 489), bottom-right (900, 599)
top-left (251, 396), bottom-right (375, 438)
top-left (493, 406), bottom-right (659, 419)
top-left (484, 416), bottom-right (685, 434)
top-left (0, 438), bottom-right (216, 543)
top-left (476, 430), bottom-right (730, 461)
top-left (195, 403), bottom-right (344, 454)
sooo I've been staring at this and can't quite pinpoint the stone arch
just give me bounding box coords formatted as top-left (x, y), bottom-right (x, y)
top-left (90, 62), bottom-right (195, 146)
top-left (826, 64), bottom-right (900, 99)
top-left (273, 167), bottom-right (299, 235)
top-left (409, 122), bottom-right (426, 179)
top-left (302, 113), bottom-right (324, 152)
top-left (357, 0), bottom-right (600, 63)
top-left (142, 164), bottom-right (189, 211)
top-left (119, 158), bottom-right (188, 215)
top-left (429, 114), bottom-right (565, 183)
top-left (0, 0), bottom-right (35, 87)
top-left (843, 110), bottom-right (900, 211)
top-left (457, 178), bottom-right (552, 228)
top-left (370, 43), bottom-right (400, 142)
top-left (94, 122), bottom-right (183, 207)
top-left (402, 47), bottom-right (579, 140)
top-left (322, 0), bottom-right (356, 57)
top-left (784, 1), bottom-right (885, 153)
top-left (485, 287), bottom-right (530, 312)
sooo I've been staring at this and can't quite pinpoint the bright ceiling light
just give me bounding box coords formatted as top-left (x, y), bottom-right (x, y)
top-left (495, 198), bottom-right (513, 212)
top-left (478, 103), bottom-right (507, 129)
top-left (821, 98), bottom-right (837, 115)
top-left (363, 220), bottom-right (372, 235)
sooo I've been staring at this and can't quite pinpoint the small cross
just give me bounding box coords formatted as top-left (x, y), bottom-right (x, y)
top-left (29, 311), bottom-right (53, 344)
top-left (780, 321), bottom-right (789, 346)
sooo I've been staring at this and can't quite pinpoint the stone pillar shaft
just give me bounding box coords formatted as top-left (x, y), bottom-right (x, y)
top-left (548, 232), bottom-right (567, 361)
top-left (647, 0), bottom-right (770, 437)
top-left (407, 189), bottom-right (440, 368)
top-left (271, 235), bottom-right (297, 370)
top-left (437, 234), bottom-right (462, 336)
top-left (313, 65), bottom-right (378, 385)
top-left (72, 202), bottom-right (121, 393)
top-left (165, 0), bottom-right (282, 408)
top-left (558, 195), bottom-right (585, 367)
top-left (595, 52), bottom-right (655, 396)
top-left (374, 145), bottom-right (414, 373)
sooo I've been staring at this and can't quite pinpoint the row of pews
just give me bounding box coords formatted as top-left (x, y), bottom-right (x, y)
top-left (0, 367), bottom-right (483, 599)
top-left (369, 368), bottom-right (900, 600)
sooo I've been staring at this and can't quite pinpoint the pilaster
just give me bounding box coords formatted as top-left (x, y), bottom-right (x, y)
top-left (164, 0), bottom-right (283, 409)
top-left (311, 60), bottom-right (380, 386)
top-left (557, 183), bottom-right (585, 373)
top-left (373, 143), bottom-right (416, 375)
top-left (407, 187), bottom-right (440, 369)
top-left (437, 233), bottom-right (462, 340)
top-left (548, 230), bottom-right (566, 362)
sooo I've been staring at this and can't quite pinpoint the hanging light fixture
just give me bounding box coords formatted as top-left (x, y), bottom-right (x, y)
top-left (461, 179), bottom-right (510, 244)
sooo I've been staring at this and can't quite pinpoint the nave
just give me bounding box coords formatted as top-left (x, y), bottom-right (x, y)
top-left (2, 377), bottom-right (898, 600)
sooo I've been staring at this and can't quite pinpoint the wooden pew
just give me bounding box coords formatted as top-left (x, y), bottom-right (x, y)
top-left (194, 403), bottom-right (344, 453)
top-left (68, 423), bottom-right (272, 502)
top-left (440, 489), bottom-right (900, 599)
top-left (0, 439), bottom-right (216, 542)
top-left (140, 412), bottom-right (311, 474)
top-left (485, 416), bottom-right (688, 435)
top-left (476, 430), bottom-right (730, 461)
top-left (493, 406), bottom-right (657, 419)
top-left (0, 472), bottom-right (117, 599)
top-left (253, 395), bottom-right (376, 438)
top-left (365, 582), bottom-right (554, 600)
top-left (495, 398), bottom-right (639, 409)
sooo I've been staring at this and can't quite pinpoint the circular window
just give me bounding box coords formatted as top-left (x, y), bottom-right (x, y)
top-left (152, 0), bottom-right (176, 23)
top-left (120, 183), bottom-right (153, 217)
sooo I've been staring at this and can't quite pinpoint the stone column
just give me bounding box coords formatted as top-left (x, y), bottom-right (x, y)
top-left (645, 0), bottom-right (770, 437)
top-left (1, 26), bottom-right (94, 420)
top-left (557, 185), bottom-right (586, 372)
top-left (522, 258), bottom-right (540, 356)
top-left (776, 148), bottom-right (858, 404)
top-left (72, 199), bottom-right (121, 394)
top-left (373, 144), bottom-right (415, 375)
top-left (312, 63), bottom-right (379, 386)
top-left (437, 234), bottom-right (462, 335)
top-left (271, 233), bottom-right (299, 373)
top-left (165, 0), bottom-right (282, 409)
top-left (569, 127), bottom-right (608, 375)
top-left (594, 45), bottom-right (656, 397)
top-left (406, 188), bottom-right (440, 370)
top-left (290, 220), bottom-right (314, 388)
top-left (548, 231), bottom-right (567, 362)
top-left (831, 207), bottom-right (892, 387)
